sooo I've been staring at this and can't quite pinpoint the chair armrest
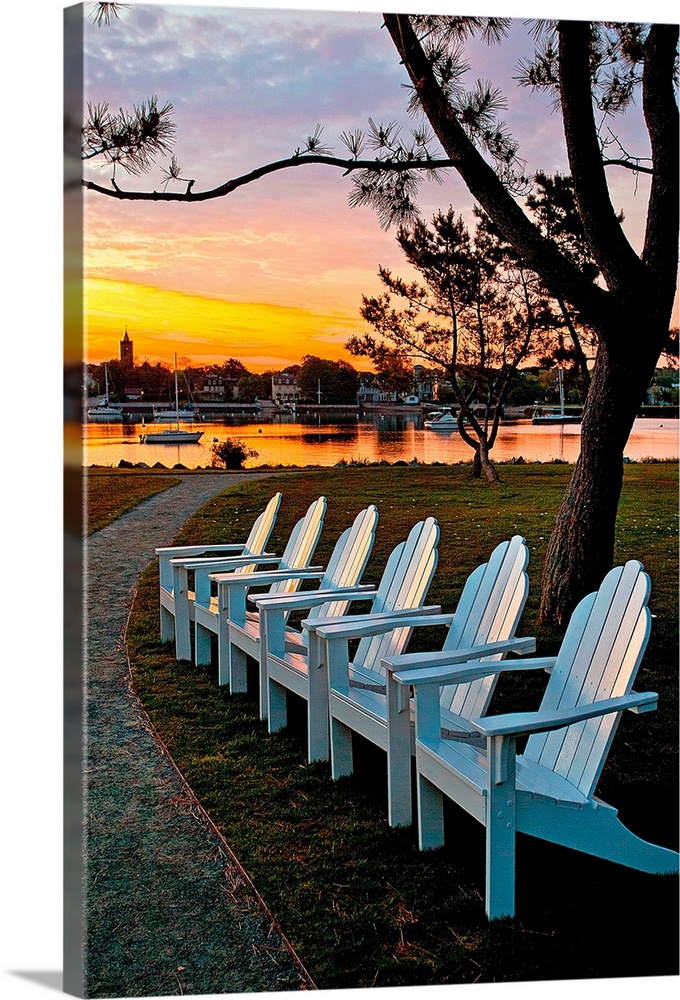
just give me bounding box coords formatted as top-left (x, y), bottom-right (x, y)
top-left (473, 690), bottom-right (659, 739)
top-left (210, 566), bottom-right (324, 587)
top-left (314, 606), bottom-right (444, 640)
top-left (302, 593), bottom-right (441, 638)
top-left (384, 636), bottom-right (537, 674)
top-left (393, 654), bottom-right (556, 688)
top-left (249, 585), bottom-right (376, 610)
top-left (156, 543), bottom-right (246, 556)
top-left (170, 552), bottom-right (278, 570)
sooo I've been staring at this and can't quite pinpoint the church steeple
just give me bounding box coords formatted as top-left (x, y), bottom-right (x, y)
top-left (120, 325), bottom-right (134, 367)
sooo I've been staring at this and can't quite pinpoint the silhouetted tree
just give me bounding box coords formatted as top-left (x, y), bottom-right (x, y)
top-left (348, 208), bottom-right (551, 480)
top-left (297, 356), bottom-right (360, 405)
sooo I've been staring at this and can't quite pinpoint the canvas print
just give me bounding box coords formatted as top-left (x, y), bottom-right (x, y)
top-left (64, 1), bottom-right (679, 997)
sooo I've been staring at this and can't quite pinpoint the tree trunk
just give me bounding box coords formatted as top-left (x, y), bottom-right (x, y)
top-left (538, 335), bottom-right (658, 625)
top-left (471, 436), bottom-right (500, 482)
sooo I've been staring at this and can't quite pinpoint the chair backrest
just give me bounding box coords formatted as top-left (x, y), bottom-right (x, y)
top-left (237, 492), bottom-right (283, 574)
top-left (267, 496), bottom-right (327, 597)
top-left (353, 517), bottom-right (440, 674)
top-left (440, 535), bottom-right (530, 720)
top-left (524, 560), bottom-right (652, 798)
top-left (304, 505), bottom-right (379, 622)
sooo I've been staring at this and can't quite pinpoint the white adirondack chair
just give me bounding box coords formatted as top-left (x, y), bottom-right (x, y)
top-left (393, 559), bottom-right (679, 920)
top-left (261, 517), bottom-right (442, 763)
top-left (317, 535), bottom-right (534, 826)
top-left (200, 495), bottom-right (328, 688)
top-left (155, 492), bottom-right (282, 660)
top-left (237, 504), bottom-right (380, 754)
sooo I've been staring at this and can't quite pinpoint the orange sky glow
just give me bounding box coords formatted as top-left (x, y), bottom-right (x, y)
top-left (84, 277), bottom-right (369, 370)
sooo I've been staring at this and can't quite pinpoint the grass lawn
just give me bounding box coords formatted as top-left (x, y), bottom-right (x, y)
top-left (126, 463), bottom-right (679, 988)
top-left (74, 467), bottom-right (181, 534)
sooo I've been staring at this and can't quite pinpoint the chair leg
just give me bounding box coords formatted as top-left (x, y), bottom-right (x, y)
top-left (228, 643), bottom-right (248, 692)
top-left (330, 717), bottom-right (353, 779)
top-left (267, 678), bottom-right (288, 732)
top-left (194, 621), bottom-right (212, 666)
top-left (307, 697), bottom-right (329, 763)
top-left (386, 677), bottom-right (412, 827)
top-left (485, 735), bottom-right (517, 920)
top-left (307, 641), bottom-right (329, 762)
top-left (173, 569), bottom-right (192, 662)
top-left (174, 600), bottom-right (192, 662)
top-left (417, 773), bottom-right (445, 850)
top-left (160, 603), bottom-right (174, 644)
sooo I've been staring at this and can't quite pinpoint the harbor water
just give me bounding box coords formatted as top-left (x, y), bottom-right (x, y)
top-left (74, 413), bottom-right (679, 470)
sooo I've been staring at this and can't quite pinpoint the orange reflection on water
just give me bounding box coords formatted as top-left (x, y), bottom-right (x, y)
top-left (80, 415), bottom-right (679, 470)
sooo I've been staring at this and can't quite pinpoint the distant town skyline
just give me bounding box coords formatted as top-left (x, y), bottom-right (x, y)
top-left (79, 2), bottom-right (677, 372)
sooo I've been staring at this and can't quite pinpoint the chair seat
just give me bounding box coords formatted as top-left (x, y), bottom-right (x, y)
top-left (267, 648), bottom-right (310, 701)
top-left (331, 685), bottom-right (478, 743)
top-left (196, 594), bottom-right (218, 615)
top-left (331, 684), bottom-right (387, 717)
top-left (271, 648), bottom-right (309, 675)
top-left (284, 628), bottom-right (307, 654)
top-left (417, 736), bottom-right (591, 805)
top-left (229, 610), bottom-right (261, 642)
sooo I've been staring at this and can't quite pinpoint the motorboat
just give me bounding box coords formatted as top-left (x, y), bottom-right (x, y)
top-left (424, 407), bottom-right (458, 430)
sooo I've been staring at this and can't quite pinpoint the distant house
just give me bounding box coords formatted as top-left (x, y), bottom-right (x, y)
top-left (357, 380), bottom-right (398, 404)
top-left (413, 365), bottom-right (435, 402)
top-left (197, 373), bottom-right (239, 401)
top-left (434, 376), bottom-right (453, 400)
top-left (271, 371), bottom-right (300, 405)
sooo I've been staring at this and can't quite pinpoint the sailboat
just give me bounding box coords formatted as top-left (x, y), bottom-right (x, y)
top-left (154, 368), bottom-right (200, 420)
top-left (532, 369), bottom-right (582, 425)
top-left (88, 363), bottom-right (124, 420)
top-left (140, 354), bottom-right (204, 444)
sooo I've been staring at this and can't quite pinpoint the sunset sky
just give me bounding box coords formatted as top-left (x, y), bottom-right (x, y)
top-left (79, 1), bottom-right (675, 372)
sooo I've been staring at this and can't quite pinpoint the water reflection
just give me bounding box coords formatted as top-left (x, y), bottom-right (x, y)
top-left (78, 414), bottom-right (678, 470)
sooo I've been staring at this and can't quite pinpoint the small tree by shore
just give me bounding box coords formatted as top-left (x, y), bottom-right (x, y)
top-left (349, 208), bottom-right (553, 481)
top-left (210, 438), bottom-right (258, 470)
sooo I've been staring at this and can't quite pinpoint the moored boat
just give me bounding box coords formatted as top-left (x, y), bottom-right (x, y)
top-left (140, 428), bottom-right (203, 443)
top-left (532, 370), bottom-right (582, 425)
top-left (155, 407), bottom-right (199, 421)
top-left (88, 364), bottom-right (124, 421)
top-left (424, 407), bottom-right (458, 430)
top-left (140, 354), bottom-right (204, 444)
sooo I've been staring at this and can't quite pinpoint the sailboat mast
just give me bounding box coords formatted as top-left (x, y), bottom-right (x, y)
top-left (174, 353), bottom-right (179, 431)
top-left (558, 368), bottom-right (565, 415)
top-left (104, 363), bottom-right (109, 404)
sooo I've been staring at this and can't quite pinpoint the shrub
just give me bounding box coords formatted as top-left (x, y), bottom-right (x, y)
top-left (210, 438), bottom-right (258, 469)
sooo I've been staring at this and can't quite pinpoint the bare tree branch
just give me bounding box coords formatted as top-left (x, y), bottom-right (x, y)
top-left (602, 158), bottom-right (654, 175)
top-left (83, 152), bottom-right (461, 202)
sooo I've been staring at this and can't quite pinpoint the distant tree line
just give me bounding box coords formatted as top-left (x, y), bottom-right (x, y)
top-left (86, 352), bottom-right (675, 409)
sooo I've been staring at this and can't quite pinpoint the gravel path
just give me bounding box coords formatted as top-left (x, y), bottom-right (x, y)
top-left (78, 472), bottom-right (310, 997)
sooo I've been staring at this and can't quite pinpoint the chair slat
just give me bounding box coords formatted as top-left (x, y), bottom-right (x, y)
top-left (442, 537), bottom-right (529, 720)
top-left (305, 506), bottom-right (379, 622)
top-left (525, 562), bottom-right (652, 796)
top-left (268, 497), bottom-right (327, 596)
top-left (354, 518), bottom-right (440, 673)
